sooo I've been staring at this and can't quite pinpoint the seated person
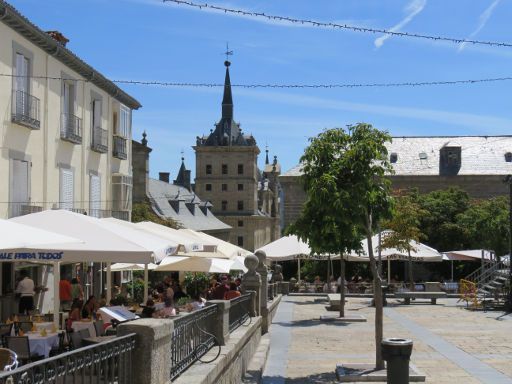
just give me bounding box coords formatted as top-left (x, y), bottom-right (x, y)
top-left (141, 299), bottom-right (156, 318)
top-left (224, 282), bottom-right (241, 300)
top-left (186, 294), bottom-right (205, 312)
top-left (173, 285), bottom-right (188, 301)
top-left (66, 298), bottom-right (83, 331)
top-left (81, 295), bottom-right (97, 319)
top-left (154, 298), bottom-right (176, 318)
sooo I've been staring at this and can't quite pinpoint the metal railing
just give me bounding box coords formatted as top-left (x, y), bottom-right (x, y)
top-left (89, 209), bottom-right (112, 218)
top-left (113, 136), bottom-right (127, 159)
top-left (229, 293), bottom-right (251, 332)
top-left (92, 126), bottom-right (108, 153)
top-left (60, 113), bottom-right (82, 144)
top-left (0, 333), bottom-right (136, 384)
top-left (112, 210), bottom-right (130, 221)
top-left (11, 90), bottom-right (40, 129)
top-left (8, 203), bottom-right (43, 218)
top-left (170, 305), bottom-right (218, 381)
top-left (465, 260), bottom-right (508, 288)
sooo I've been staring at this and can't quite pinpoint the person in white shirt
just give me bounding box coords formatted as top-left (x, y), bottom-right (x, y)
top-left (16, 270), bottom-right (35, 314)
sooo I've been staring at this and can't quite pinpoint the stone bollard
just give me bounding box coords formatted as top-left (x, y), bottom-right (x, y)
top-left (117, 319), bottom-right (174, 384)
top-left (241, 254), bottom-right (261, 316)
top-left (255, 250), bottom-right (269, 334)
top-left (381, 338), bottom-right (413, 384)
top-left (205, 300), bottom-right (230, 346)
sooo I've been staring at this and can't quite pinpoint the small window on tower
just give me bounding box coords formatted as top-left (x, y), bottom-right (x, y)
top-left (206, 164), bottom-right (212, 175)
top-left (221, 200), bottom-right (227, 211)
top-left (238, 220), bottom-right (244, 227)
top-left (222, 164), bottom-right (228, 175)
top-left (222, 184), bottom-right (227, 191)
top-left (238, 184), bottom-right (244, 191)
top-left (237, 164), bottom-right (244, 174)
top-left (237, 201), bottom-right (244, 211)
top-left (205, 184), bottom-right (212, 191)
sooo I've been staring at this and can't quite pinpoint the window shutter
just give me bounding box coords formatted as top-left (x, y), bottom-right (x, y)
top-left (59, 168), bottom-right (74, 209)
top-left (89, 174), bottom-right (101, 217)
top-left (15, 53), bottom-right (28, 92)
top-left (11, 159), bottom-right (29, 217)
top-left (93, 99), bottom-right (102, 128)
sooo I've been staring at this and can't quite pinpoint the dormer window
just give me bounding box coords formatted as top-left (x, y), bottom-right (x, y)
top-left (169, 200), bottom-right (180, 213)
top-left (505, 152), bottom-right (512, 162)
top-left (390, 153), bottom-right (398, 163)
top-left (439, 146), bottom-right (461, 176)
top-left (419, 152), bottom-right (428, 160)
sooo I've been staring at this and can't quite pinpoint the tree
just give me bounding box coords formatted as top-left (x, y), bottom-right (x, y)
top-left (288, 123), bottom-right (393, 369)
top-left (381, 194), bottom-right (428, 290)
top-left (131, 200), bottom-right (180, 229)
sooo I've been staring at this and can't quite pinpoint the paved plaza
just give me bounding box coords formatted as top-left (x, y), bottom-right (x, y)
top-left (261, 296), bottom-right (512, 384)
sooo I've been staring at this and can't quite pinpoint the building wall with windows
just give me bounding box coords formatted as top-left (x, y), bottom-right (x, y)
top-left (0, 1), bottom-right (140, 221)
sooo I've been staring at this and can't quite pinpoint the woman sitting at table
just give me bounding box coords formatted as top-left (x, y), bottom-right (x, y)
top-left (153, 298), bottom-right (176, 318)
top-left (186, 294), bottom-right (205, 312)
top-left (141, 299), bottom-right (156, 318)
top-left (81, 296), bottom-right (97, 319)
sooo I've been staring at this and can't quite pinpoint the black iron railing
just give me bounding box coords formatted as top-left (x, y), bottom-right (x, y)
top-left (9, 203), bottom-right (43, 218)
top-left (11, 90), bottom-right (40, 129)
top-left (170, 305), bottom-right (218, 381)
top-left (61, 113), bottom-right (82, 144)
top-left (229, 293), bottom-right (252, 332)
top-left (92, 126), bottom-right (108, 153)
top-left (112, 210), bottom-right (130, 221)
top-left (113, 136), bottom-right (127, 159)
top-left (89, 209), bottom-right (112, 218)
top-left (0, 333), bottom-right (136, 384)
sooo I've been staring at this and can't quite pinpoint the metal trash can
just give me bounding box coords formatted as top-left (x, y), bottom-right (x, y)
top-left (381, 338), bottom-right (413, 384)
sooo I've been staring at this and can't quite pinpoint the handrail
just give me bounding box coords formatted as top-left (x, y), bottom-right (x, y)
top-left (465, 260), bottom-right (507, 288)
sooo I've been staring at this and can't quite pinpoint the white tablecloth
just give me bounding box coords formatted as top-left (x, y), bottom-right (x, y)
top-left (71, 321), bottom-right (96, 338)
top-left (27, 332), bottom-right (59, 358)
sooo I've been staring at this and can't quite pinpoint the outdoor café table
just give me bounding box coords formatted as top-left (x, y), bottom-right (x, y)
top-left (72, 320), bottom-right (97, 337)
top-left (26, 331), bottom-right (59, 358)
top-left (33, 322), bottom-right (55, 332)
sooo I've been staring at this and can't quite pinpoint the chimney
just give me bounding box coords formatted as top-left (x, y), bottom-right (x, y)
top-left (159, 172), bottom-right (170, 183)
top-left (46, 31), bottom-right (70, 47)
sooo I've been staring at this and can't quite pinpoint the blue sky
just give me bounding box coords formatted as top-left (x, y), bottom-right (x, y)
top-left (9, 0), bottom-right (512, 178)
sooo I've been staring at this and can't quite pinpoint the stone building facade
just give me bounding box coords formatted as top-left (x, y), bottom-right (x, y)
top-left (193, 60), bottom-right (280, 251)
top-left (280, 136), bottom-right (512, 230)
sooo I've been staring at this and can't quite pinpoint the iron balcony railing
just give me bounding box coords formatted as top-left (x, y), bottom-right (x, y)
top-left (92, 126), bottom-right (108, 153)
top-left (8, 203), bottom-right (43, 218)
top-left (113, 136), bottom-right (127, 159)
top-left (89, 209), bottom-right (112, 218)
top-left (0, 333), bottom-right (136, 384)
top-left (11, 89), bottom-right (40, 129)
top-left (112, 210), bottom-right (130, 221)
top-left (228, 293), bottom-right (252, 332)
top-left (170, 304), bottom-right (218, 381)
top-left (60, 113), bottom-right (82, 144)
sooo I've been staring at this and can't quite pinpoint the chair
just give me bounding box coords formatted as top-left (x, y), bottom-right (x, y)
top-left (0, 348), bottom-right (18, 371)
top-left (69, 332), bottom-right (83, 350)
top-left (17, 322), bottom-right (33, 334)
top-left (49, 332), bottom-right (68, 356)
top-left (5, 336), bottom-right (33, 365)
top-left (94, 320), bottom-right (105, 337)
top-left (0, 324), bottom-right (13, 347)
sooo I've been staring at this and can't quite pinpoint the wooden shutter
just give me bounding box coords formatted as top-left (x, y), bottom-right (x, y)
top-left (59, 168), bottom-right (74, 209)
top-left (89, 174), bottom-right (101, 217)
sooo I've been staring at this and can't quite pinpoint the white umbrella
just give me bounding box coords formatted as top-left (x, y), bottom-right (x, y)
top-left (108, 263), bottom-right (158, 271)
top-left (134, 221), bottom-right (208, 253)
top-left (444, 250), bottom-right (494, 261)
top-left (155, 256), bottom-right (235, 273)
top-left (257, 235), bottom-right (311, 261)
top-left (179, 229), bottom-right (251, 258)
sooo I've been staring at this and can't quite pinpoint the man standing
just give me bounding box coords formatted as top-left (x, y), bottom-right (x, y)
top-left (16, 270), bottom-right (35, 315)
top-left (59, 276), bottom-right (72, 311)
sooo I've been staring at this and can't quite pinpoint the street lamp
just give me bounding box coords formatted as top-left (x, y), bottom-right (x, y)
top-left (504, 175), bottom-right (512, 311)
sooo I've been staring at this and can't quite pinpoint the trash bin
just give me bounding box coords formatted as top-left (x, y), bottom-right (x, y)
top-left (381, 338), bottom-right (413, 384)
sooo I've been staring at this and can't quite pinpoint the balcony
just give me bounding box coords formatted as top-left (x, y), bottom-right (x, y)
top-left (113, 136), bottom-right (127, 160)
top-left (91, 126), bottom-right (108, 153)
top-left (112, 210), bottom-right (130, 221)
top-left (9, 203), bottom-right (43, 218)
top-left (11, 90), bottom-right (40, 129)
top-left (88, 209), bottom-right (112, 218)
top-left (61, 113), bottom-right (82, 144)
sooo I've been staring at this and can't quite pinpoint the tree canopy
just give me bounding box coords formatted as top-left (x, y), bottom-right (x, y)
top-left (131, 200), bottom-right (180, 229)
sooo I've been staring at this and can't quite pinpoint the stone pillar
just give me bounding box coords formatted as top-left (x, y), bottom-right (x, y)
top-left (280, 281), bottom-right (290, 295)
top-left (205, 300), bottom-right (230, 346)
top-left (241, 254), bottom-right (261, 316)
top-left (255, 250), bottom-right (269, 334)
top-left (117, 318), bottom-right (174, 384)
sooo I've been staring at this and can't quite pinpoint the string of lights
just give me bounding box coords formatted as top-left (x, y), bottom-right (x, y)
top-left (2, 73), bottom-right (512, 89)
top-left (162, 0), bottom-right (512, 48)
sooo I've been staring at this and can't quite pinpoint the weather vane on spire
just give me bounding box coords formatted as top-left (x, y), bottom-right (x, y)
top-left (180, 149), bottom-right (184, 161)
top-left (224, 42), bottom-right (233, 66)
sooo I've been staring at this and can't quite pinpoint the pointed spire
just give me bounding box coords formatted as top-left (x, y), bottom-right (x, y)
top-left (265, 144), bottom-right (269, 165)
top-left (222, 60), bottom-right (233, 119)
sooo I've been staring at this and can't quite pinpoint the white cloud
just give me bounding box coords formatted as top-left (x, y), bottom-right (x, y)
top-left (459, 0), bottom-right (502, 52)
top-left (374, 0), bottom-right (427, 48)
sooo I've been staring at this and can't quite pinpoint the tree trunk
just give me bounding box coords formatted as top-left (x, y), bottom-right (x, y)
top-left (408, 249), bottom-right (414, 291)
top-left (339, 256), bottom-right (345, 318)
top-left (366, 217), bottom-right (384, 370)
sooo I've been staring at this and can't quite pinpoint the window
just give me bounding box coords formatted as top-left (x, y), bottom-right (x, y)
top-left (59, 168), bottom-right (74, 209)
top-left (222, 184), bottom-right (227, 191)
top-left (237, 200), bottom-right (244, 211)
top-left (237, 164), bottom-right (244, 175)
top-left (205, 184), bottom-right (212, 191)
top-left (92, 98), bottom-right (102, 129)
top-left (222, 164), bottom-right (228, 175)
top-left (221, 200), bottom-right (227, 211)
top-left (390, 153), bottom-right (398, 163)
top-left (439, 147), bottom-right (461, 176)
top-left (206, 164), bottom-right (212, 175)
top-left (238, 220), bottom-right (244, 227)
top-left (237, 184), bottom-right (244, 191)
top-left (10, 159), bottom-right (30, 218)
top-left (117, 105), bottom-right (131, 138)
top-left (237, 236), bottom-right (244, 247)
top-left (89, 174), bottom-right (101, 217)
top-left (505, 152), bottom-right (512, 162)
top-left (62, 79), bottom-right (75, 117)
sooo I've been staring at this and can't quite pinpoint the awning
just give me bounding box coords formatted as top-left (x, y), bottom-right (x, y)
top-left (443, 250), bottom-right (494, 261)
top-left (134, 221), bottom-right (208, 253)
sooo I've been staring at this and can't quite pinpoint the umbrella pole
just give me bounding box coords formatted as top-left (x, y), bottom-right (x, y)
top-left (53, 262), bottom-right (60, 328)
top-left (106, 263), bottom-right (112, 305)
top-left (451, 260), bottom-right (454, 282)
top-left (143, 264), bottom-right (149, 305)
top-left (298, 259), bottom-right (301, 281)
top-left (387, 258), bottom-right (391, 285)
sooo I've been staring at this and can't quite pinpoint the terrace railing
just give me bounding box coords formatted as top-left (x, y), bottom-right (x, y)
top-left (60, 113), bottom-right (82, 144)
top-left (0, 333), bottom-right (136, 384)
top-left (228, 293), bottom-right (251, 332)
top-left (11, 90), bottom-right (40, 129)
top-left (113, 136), bottom-right (127, 160)
top-left (170, 305), bottom-right (219, 381)
top-left (92, 126), bottom-right (108, 153)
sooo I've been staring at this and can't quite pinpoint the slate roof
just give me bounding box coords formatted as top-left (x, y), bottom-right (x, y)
top-left (282, 136), bottom-right (512, 177)
top-left (148, 179), bottom-right (231, 232)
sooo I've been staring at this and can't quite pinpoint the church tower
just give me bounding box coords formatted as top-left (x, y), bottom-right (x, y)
top-left (194, 60), bottom-right (279, 251)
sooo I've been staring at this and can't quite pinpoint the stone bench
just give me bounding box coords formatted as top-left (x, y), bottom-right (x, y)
top-left (394, 292), bottom-right (447, 305)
